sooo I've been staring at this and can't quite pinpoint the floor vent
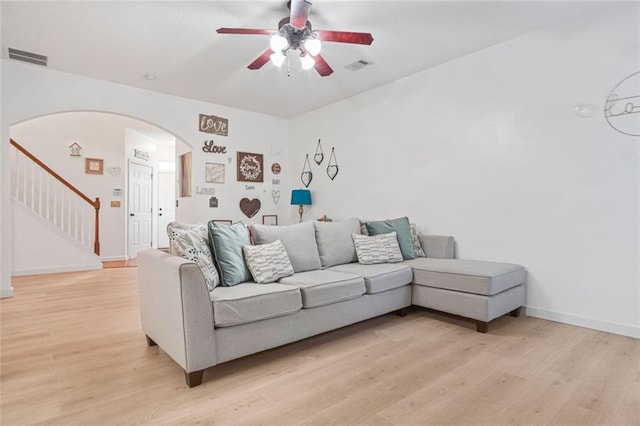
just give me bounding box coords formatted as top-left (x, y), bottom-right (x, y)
top-left (8, 47), bottom-right (48, 67)
top-left (345, 59), bottom-right (371, 71)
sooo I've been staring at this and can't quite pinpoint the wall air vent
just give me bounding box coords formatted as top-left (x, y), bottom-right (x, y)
top-left (345, 60), bottom-right (371, 71)
top-left (7, 47), bottom-right (48, 67)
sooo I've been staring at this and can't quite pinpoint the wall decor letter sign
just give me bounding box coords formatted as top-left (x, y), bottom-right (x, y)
top-left (202, 140), bottom-right (227, 154)
top-left (134, 149), bottom-right (149, 161)
top-left (199, 114), bottom-right (229, 136)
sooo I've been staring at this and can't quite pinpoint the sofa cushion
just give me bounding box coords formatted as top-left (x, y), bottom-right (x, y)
top-left (328, 262), bottom-right (413, 294)
top-left (352, 232), bottom-right (403, 265)
top-left (365, 217), bottom-right (416, 260)
top-left (210, 283), bottom-right (302, 327)
top-left (243, 240), bottom-right (294, 284)
top-left (208, 221), bottom-right (252, 286)
top-left (410, 223), bottom-right (426, 258)
top-left (279, 270), bottom-right (365, 308)
top-left (313, 218), bottom-right (361, 268)
top-left (167, 223), bottom-right (219, 290)
top-left (250, 222), bottom-right (322, 273)
top-left (407, 258), bottom-right (526, 296)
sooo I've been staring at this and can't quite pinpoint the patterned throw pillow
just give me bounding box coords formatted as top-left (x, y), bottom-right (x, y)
top-left (352, 232), bottom-right (404, 265)
top-left (243, 240), bottom-right (294, 284)
top-left (167, 223), bottom-right (219, 290)
top-left (410, 222), bottom-right (426, 257)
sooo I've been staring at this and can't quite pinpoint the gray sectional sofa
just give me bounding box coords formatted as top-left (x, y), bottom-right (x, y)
top-left (138, 218), bottom-right (525, 387)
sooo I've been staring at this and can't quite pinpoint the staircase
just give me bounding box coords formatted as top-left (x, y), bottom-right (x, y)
top-left (9, 139), bottom-right (101, 261)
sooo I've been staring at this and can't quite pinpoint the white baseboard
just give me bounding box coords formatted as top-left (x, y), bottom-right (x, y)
top-left (0, 287), bottom-right (14, 298)
top-left (525, 306), bottom-right (639, 339)
top-left (100, 256), bottom-right (129, 261)
top-left (12, 264), bottom-right (103, 277)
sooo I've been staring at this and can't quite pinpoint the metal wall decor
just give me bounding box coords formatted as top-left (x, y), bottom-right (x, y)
top-left (202, 140), bottom-right (228, 153)
top-left (272, 190), bottom-right (281, 204)
top-left (327, 147), bottom-right (339, 180)
top-left (239, 197), bottom-right (261, 218)
top-left (301, 154), bottom-right (313, 187)
top-left (605, 71), bottom-right (640, 137)
top-left (69, 142), bottom-right (82, 157)
top-left (314, 139), bottom-right (324, 165)
top-left (237, 152), bottom-right (264, 182)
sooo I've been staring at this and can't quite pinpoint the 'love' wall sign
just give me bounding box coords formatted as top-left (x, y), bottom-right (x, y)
top-left (199, 114), bottom-right (229, 136)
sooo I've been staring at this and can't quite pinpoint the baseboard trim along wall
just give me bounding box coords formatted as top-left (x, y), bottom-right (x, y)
top-left (525, 306), bottom-right (639, 339)
top-left (12, 264), bottom-right (103, 277)
top-left (100, 256), bottom-right (129, 262)
top-left (0, 286), bottom-right (14, 299)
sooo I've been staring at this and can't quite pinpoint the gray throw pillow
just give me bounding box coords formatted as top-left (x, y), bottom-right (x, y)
top-left (243, 240), bottom-right (294, 284)
top-left (352, 232), bottom-right (404, 265)
top-left (365, 217), bottom-right (416, 260)
top-left (410, 222), bottom-right (426, 257)
top-left (208, 221), bottom-right (252, 286)
top-left (313, 218), bottom-right (361, 268)
top-left (250, 222), bottom-right (322, 272)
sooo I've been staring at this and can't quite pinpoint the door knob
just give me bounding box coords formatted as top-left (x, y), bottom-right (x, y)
top-left (130, 213), bottom-right (135, 217)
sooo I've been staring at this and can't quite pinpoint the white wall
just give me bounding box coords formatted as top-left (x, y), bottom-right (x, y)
top-left (289, 7), bottom-right (640, 337)
top-left (1, 61), bottom-right (290, 295)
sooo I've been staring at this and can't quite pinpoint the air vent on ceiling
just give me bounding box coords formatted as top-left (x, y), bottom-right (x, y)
top-left (8, 47), bottom-right (48, 67)
top-left (345, 60), bottom-right (371, 71)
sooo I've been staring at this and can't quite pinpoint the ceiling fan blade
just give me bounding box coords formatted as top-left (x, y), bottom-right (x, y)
top-left (248, 49), bottom-right (274, 70)
top-left (217, 28), bottom-right (275, 36)
top-left (290, 0), bottom-right (312, 28)
top-left (316, 30), bottom-right (374, 45)
top-left (313, 54), bottom-right (333, 77)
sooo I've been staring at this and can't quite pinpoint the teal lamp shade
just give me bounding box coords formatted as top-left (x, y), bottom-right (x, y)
top-left (291, 189), bottom-right (312, 222)
top-left (290, 189), bottom-right (312, 206)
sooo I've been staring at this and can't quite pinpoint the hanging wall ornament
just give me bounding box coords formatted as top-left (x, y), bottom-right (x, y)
top-left (313, 139), bottom-right (324, 165)
top-left (301, 154), bottom-right (313, 187)
top-left (327, 147), bottom-right (339, 180)
top-left (272, 190), bottom-right (281, 204)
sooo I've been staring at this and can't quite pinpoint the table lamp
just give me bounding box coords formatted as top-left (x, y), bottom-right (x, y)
top-left (290, 189), bottom-right (312, 222)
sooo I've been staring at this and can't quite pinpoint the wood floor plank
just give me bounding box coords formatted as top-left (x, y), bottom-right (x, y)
top-left (1, 268), bottom-right (638, 425)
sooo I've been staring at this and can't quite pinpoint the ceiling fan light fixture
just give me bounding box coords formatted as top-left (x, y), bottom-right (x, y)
top-left (300, 52), bottom-right (315, 70)
top-left (304, 36), bottom-right (321, 56)
top-left (270, 50), bottom-right (287, 67)
top-left (270, 34), bottom-right (288, 52)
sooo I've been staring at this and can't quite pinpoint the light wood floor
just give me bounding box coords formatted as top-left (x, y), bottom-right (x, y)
top-left (1, 268), bottom-right (638, 425)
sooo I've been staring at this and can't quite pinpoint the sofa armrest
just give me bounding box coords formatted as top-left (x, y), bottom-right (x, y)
top-left (138, 249), bottom-right (216, 373)
top-left (418, 235), bottom-right (455, 259)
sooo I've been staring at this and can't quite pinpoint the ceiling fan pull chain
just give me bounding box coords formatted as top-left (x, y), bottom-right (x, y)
top-left (301, 154), bottom-right (313, 187)
top-left (314, 139), bottom-right (324, 165)
top-left (287, 54), bottom-right (291, 77)
top-left (327, 147), bottom-right (339, 181)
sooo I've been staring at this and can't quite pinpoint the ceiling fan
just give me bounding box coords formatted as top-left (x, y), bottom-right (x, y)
top-left (216, 0), bottom-right (374, 77)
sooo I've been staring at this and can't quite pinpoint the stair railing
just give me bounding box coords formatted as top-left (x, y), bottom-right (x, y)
top-left (9, 139), bottom-right (101, 255)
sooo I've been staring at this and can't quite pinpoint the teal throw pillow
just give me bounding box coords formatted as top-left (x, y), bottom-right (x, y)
top-left (365, 217), bottom-right (416, 260)
top-left (208, 221), bottom-right (252, 286)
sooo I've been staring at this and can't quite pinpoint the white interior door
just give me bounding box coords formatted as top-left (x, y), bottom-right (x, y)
top-left (157, 171), bottom-right (175, 248)
top-left (128, 162), bottom-right (153, 258)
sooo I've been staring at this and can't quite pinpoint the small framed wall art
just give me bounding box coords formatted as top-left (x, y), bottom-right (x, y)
top-left (85, 158), bottom-right (104, 175)
top-left (205, 162), bottom-right (225, 183)
top-left (262, 215), bottom-right (278, 226)
top-left (237, 152), bottom-right (264, 183)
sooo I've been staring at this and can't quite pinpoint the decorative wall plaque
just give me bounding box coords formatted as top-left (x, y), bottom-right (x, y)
top-left (69, 142), bottom-right (82, 157)
top-left (85, 158), bottom-right (104, 175)
top-left (134, 149), bottom-right (149, 161)
top-left (237, 152), bottom-right (264, 182)
top-left (271, 163), bottom-right (281, 174)
top-left (202, 140), bottom-right (227, 153)
top-left (209, 197), bottom-right (219, 208)
top-left (239, 198), bottom-right (261, 218)
top-left (205, 163), bottom-right (225, 183)
top-left (199, 114), bottom-right (229, 136)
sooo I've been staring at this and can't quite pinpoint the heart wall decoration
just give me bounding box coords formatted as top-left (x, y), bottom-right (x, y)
top-left (272, 190), bottom-right (281, 204)
top-left (107, 166), bottom-right (121, 177)
top-left (301, 154), bottom-right (313, 188)
top-left (327, 147), bottom-right (339, 180)
top-left (239, 198), bottom-right (261, 218)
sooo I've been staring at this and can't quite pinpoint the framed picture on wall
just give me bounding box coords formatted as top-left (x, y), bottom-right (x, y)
top-left (205, 162), bottom-right (225, 184)
top-left (237, 152), bottom-right (264, 183)
top-left (85, 158), bottom-right (104, 175)
top-left (262, 215), bottom-right (278, 226)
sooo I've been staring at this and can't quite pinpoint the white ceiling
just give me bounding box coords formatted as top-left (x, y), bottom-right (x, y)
top-left (1, 1), bottom-right (608, 118)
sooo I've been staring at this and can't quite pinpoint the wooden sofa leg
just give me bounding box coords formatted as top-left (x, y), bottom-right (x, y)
top-left (145, 335), bottom-right (157, 347)
top-left (509, 307), bottom-right (522, 318)
top-left (476, 321), bottom-right (489, 333)
top-left (393, 308), bottom-right (408, 317)
top-left (185, 370), bottom-right (205, 388)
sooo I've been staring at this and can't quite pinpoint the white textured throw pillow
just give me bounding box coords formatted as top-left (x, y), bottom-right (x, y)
top-left (168, 223), bottom-right (220, 290)
top-left (243, 240), bottom-right (294, 284)
top-left (352, 232), bottom-right (404, 265)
